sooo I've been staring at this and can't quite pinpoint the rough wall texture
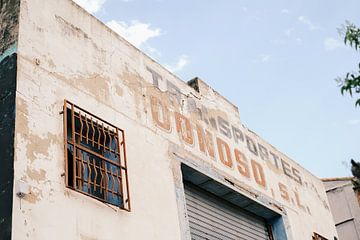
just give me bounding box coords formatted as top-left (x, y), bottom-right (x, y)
top-left (0, 0), bottom-right (19, 239)
top-left (324, 179), bottom-right (360, 239)
top-left (11, 0), bottom-right (337, 239)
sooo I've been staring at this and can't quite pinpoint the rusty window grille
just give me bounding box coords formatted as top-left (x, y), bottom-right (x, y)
top-left (312, 233), bottom-right (328, 240)
top-left (63, 100), bottom-right (130, 211)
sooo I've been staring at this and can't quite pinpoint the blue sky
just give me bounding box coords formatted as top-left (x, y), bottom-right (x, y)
top-left (74, 0), bottom-right (359, 178)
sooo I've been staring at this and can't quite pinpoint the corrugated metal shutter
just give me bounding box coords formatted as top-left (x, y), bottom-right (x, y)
top-left (185, 184), bottom-right (272, 240)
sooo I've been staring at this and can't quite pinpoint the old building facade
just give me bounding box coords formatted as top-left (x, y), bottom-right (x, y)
top-left (323, 178), bottom-right (360, 240)
top-left (0, 0), bottom-right (338, 239)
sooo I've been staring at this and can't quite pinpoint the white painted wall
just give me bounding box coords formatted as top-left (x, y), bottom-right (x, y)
top-left (11, 0), bottom-right (338, 239)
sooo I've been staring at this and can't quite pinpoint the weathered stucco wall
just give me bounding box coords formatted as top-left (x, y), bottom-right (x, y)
top-left (0, 1), bottom-right (20, 239)
top-left (324, 179), bottom-right (360, 239)
top-left (12, 0), bottom-right (338, 239)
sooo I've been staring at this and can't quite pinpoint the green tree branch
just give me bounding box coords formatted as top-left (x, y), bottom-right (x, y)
top-left (338, 22), bottom-right (360, 106)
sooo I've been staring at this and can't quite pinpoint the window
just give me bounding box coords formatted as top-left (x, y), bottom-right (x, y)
top-left (312, 233), bottom-right (328, 240)
top-left (63, 100), bottom-right (130, 211)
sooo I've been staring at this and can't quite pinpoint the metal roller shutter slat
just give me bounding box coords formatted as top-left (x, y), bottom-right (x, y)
top-left (185, 184), bottom-right (271, 240)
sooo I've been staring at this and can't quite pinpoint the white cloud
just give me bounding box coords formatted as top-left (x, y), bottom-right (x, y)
top-left (260, 54), bottom-right (271, 62)
top-left (284, 28), bottom-right (293, 37)
top-left (73, 0), bottom-right (106, 14)
top-left (281, 9), bottom-right (289, 14)
top-left (296, 37), bottom-right (303, 45)
top-left (324, 37), bottom-right (344, 51)
top-left (270, 39), bottom-right (286, 45)
top-left (253, 54), bottom-right (271, 63)
top-left (165, 55), bottom-right (189, 72)
top-left (347, 119), bottom-right (360, 125)
top-left (107, 20), bottom-right (161, 48)
top-left (298, 16), bottom-right (318, 31)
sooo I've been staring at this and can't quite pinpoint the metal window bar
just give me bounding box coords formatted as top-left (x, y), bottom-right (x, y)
top-left (63, 100), bottom-right (131, 211)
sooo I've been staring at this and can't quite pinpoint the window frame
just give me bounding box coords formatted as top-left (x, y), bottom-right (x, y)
top-left (63, 100), bottom-right (131, 211)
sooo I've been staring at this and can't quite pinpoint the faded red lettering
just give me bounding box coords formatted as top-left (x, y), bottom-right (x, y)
top-left (216, 137), bottom-right (233, 168)
top-left (234, 149), bottom-right (250, 178)
top-left (251, 160), bottom-right (266, 188)
top-left (196, 125), bottom-right (215, 158)
top-left (150, 96), bottom-right (171, 131)
top-left (175, 112), bottom-right (193, 145)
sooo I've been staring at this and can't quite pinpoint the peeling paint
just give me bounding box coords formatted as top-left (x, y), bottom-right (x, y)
top-left (120, 68), bottom-right (146, 105)
top-left (16, 97), bottom-right (61, 162)
top-left (9, 0), bottom-right (338, 239)
top-left (115, 85), bottom-right (124, 97)
top-left (26, 167), bottom-right (46, 182)
top-left (24, 133), bottom-right (60, 162)
top-left (23, 187), bottom-right (42, 204)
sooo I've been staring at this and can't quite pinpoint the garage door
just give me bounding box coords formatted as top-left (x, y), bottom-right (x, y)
top-left (184, 184), bottom-right (272, 240)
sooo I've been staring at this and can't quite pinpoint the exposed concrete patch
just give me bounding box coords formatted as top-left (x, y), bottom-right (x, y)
top-left (120, 68), bottom-right (145, 104)
top-left (21, 53), bottom-right (112, 105)
top-left (115, 85), bottom-right (123, 97)
top-left (74, 74), bottom-right (111, 103)
top-left (16, 98), bottom-right (60, 162)
top-left (23, 186), bottom-right (42, 204)
top-left (119, 67), bottom-right (154, 119)
top-left (24, 133), bottom-right (60, 162)
top-left (26, 167), bottom-right (46, 182)
top-left (17, 97), bottom-right (29, 115)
